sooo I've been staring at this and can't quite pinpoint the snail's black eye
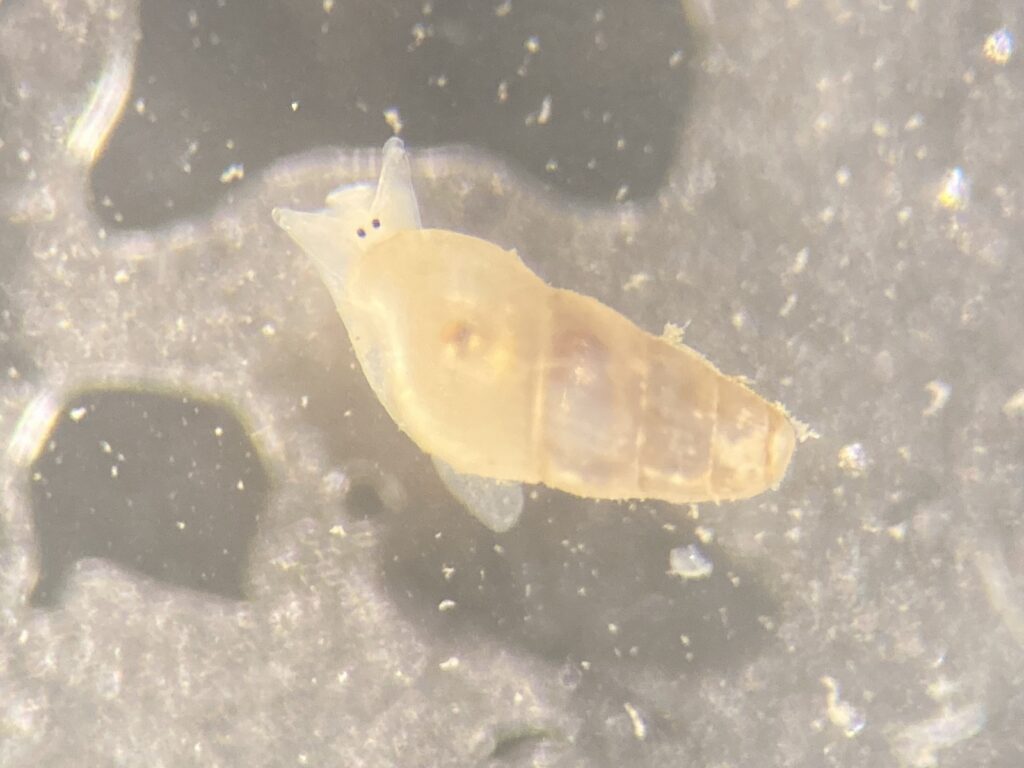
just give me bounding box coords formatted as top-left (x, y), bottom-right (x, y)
top-left (356, 228), bottom-right (366, 238)
top-left (372, 218), bottom-right (381, 229)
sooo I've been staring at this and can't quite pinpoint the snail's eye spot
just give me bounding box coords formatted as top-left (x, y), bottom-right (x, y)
top-left (356, 227), bottom-right (367, 238)
top-left (372, 218), bottom-right (381, 229)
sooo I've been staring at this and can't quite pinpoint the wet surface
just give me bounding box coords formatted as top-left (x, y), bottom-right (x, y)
top-left (0, 0), bottom-right (1022, 766)
top-left (91, 0), bottom-right (695, 229)
top-left (28, 388), bottom-right (267, 606)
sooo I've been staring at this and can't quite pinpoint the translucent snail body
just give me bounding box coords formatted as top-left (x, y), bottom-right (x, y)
top-left (274, 139), bottom-right (795, 531)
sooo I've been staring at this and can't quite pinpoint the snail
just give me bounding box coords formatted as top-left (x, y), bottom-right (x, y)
top-left (273, 138), bottom-right (795, 532)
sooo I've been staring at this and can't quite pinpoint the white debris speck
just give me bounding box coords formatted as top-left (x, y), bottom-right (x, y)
top-left (219, 163), bottom-right (244, 184)
top-left (779, 293), bottom-right (797, 318)
top-left (69, 407), bottom-right (87, 422)
top-left (838, 442), bottom-right (868, 477)
top-left (383, 107), bottom-right (403, 135)
top-left (669, 49), bottom-right (684, 68)
top-left (524, 35), bottom-right (540, 53)
top-left (983, 28), bottom-right (1014, 65)
top-left (669, 544), bottom-right (713, 580)
top-left (890, 703), bottom-right (985, 767)
top-left (922, 380), bottom-right (951, 416)
top-left (622, 272), bottom-right (650, 291)
top-left (1002, 388), bottom-right (1024, 417)
top-left (438, 599), bottom-right (456, 612)
top-left (821, 676), bottom-right (866, 738)
top-left (526, 95), bottom-right (553, 126)
top-left (176, 521), bottom-right (186, 530)
top-left (835, 166), bottom-right (851, 186)
top-left (496, 80), bottom-right (509, 103)
top-left (329, 524), bottom-right (347, 538)
top-left (938, 167), bottom-right (969, 210)
top-left (623, 702), bottom-right (647, 741)
top-left (615, 184), bottom-right (630, 202)
top-left (789, 247), bottom-right (809, 274)
top-left (113, 269), bottom-right (130, 285)
top-left (438, 657), bottom-right (460, 671)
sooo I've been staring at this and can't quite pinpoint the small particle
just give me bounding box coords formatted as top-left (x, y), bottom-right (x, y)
top-left (261, 322), bottom-right (277, 338)
top-left (219, 163), bottom-right (244, 184)
top-left (176, 521), bottom-right (186, 531)
top-left (329, 524), bottom-right (347, 538)
top-left (983, 28), bottom-right (1014, 65)
top-left (438, 599), bottom-right (456, 612)
top-left (922, 380), bottom-right (951, 416)
top-left (904, 113), bottom-right (924, 131)
top-left (496, 80), bottom-right (509, 103)
top-left (838, 442), bottom-right (868, 477)
top-left (291, 101), bottom-right (299, 112)
top-left (623, 702), bottom-right (647, 741)
top-left (731, 311), bottom-right (746, 330)
top-left (69, 407), bottom-right (87, 422)
top-left (821, 676), bottom-right (866, 738)
top-left (409, 22), bottom-right (431, 49)
top-left (888, 522), bottom-right (907, 541)
top-left (622, 272), bottom-right (650, 291)
top-left (236, 479), bottom-right (245, 491)
top-left (113, 269), bottom-right (130, 285)
top-left (537, 95), bottom-right (552, 125)
top-left (938, 167), bottom-right (969, 210)
top-left (544, 158), bottom-right (558, 172)
top-left (872, 119), bottom-right (890, 138)
top-left (322, 0), bottom-right (334, 12)
top-left (668, 544), bottom-right (714, 580)
top-left (789, 247), bottom-right (809, 274)
top-left (110, 465), bottom-right (119, 479)
top-left (779, 294), bottom-right (797, 318)
top-left (615, 184), bottom-right (630, 202)
top-left (694, 525), bottom-right (714, 544)
top-left (494, 0), bottom-right (511, 17)
top-left (438, 656), bottom-right (460, 671)
top-left (897, 206), bottom-right (913, 224)
top-left (835, 166), bottom-right (851, 186)
top-left (669, 49), bottom-right (684, 68)
top-left (524, 35), bottom-right (540, 53)
top-left (383, 107), bottom-right (403, 135)
top-left (134, 98), bottom-right (146, 115)
top-left (214, 426), bottom-right (224, 437)
top-left (1002, 389), bottom-right (1024, 417)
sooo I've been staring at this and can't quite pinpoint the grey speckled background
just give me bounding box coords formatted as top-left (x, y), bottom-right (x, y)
top-left (1, 0), bottom-right (1022, 766)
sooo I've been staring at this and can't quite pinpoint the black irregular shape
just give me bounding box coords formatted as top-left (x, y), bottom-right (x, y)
top-left (28, 387), bottom-right (268, 607)
top-left (90, 0), bottom-right (695, 228)
top-left (381, 489), bottom-right (775, 677)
